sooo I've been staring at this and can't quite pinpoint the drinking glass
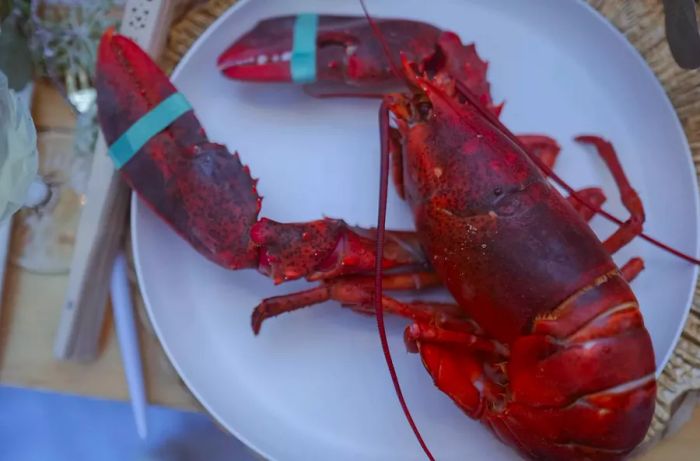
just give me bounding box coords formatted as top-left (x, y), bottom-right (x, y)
top-left (10, 129), bottom-right (86, 273)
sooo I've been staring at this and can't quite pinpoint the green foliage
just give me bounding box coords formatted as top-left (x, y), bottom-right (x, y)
top-left (30, 0), bottom-right (120, 81)
top-left (0, 0), bottom-right (119, 90)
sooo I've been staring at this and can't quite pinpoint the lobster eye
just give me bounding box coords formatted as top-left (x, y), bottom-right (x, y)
top-left (417, 101), bottom-right (433, 119)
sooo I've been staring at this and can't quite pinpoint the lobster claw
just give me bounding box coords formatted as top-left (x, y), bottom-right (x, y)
top-left (97, 28), bottom-right (262, 271)
top-left (218, 15), bottom-right (442, 95)
top-left (218, 16), bottom-right (299, 81)
top-left (218, 15), bottom-right (505, 108)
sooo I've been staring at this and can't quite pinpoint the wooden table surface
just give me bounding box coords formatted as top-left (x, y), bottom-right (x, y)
top-left (0, 80), bottom-right (697, 459)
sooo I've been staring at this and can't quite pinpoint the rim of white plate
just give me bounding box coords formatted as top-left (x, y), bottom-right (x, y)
top-left (131, 1), bottom-right (700, 459)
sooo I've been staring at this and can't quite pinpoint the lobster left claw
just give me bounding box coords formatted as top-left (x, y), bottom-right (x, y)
top-left (218, 14), bottom-right (503, 111)
top-left (218, 16), bottom-right (299, 82)
top-left (218, 15), bottom-right (444, 96)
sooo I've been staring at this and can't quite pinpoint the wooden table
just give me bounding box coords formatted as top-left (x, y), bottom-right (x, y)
top-left (0, 80), bottom-right (697, 459)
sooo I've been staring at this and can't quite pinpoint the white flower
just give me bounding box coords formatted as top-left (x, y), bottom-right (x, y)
top-left (0, 70), bottom-right (39, 222)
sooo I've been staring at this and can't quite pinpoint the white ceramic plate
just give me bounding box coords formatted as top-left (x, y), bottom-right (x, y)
top-left (132, 1), bottom-right (700, 460)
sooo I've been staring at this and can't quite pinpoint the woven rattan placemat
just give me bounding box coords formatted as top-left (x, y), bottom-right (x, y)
top-left (138, 0), bottom-right (700, 451)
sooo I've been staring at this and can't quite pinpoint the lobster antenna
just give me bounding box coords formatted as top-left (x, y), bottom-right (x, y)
top-left (359, 1), bottom-right (437, 460)
top-left (452, 79), bottom-right (700, 266)
top-left (377, 103), bottom-right (436, 461)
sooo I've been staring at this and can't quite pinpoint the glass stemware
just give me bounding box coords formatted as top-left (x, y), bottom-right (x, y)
top-left (0, 70), bottom-right (84, 274)
top-left (10, 129), bottom-right (85, 273)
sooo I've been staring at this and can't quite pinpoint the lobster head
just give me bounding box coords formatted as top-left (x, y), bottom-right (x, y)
top-left (385, 49), bottom-right (503, 134)
top-left (384, 55), bottom-right (463, 126)
top-left (217, 15), bottom-right (442, 95)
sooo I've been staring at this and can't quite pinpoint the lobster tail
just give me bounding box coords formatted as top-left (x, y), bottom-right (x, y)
top-left (496, 272), bottom-right (656, 460)
top-left (415, 272), bottom-right (656, 460)
top-left (96, 30), bottom-right (261, 270)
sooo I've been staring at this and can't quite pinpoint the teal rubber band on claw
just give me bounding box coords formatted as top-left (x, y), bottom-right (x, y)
top-left (108, 92), bottom-right (192, 169)
top-left (291, 13), bottom-right (318, 83)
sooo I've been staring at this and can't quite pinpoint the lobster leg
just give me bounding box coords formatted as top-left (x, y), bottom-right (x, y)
top-left (575, 136), bottom-right (645, 254)
top-left (518, 135), bottom-right (560, 170)
top-left (404, 322), bottom-right (507, 357)
top-left (351, 296), bottom-right (479, 333)
top-left (621, 257), bottom-right (645, 282)
top-left (251, 271), bottom-right (476, 334)
top-left (567, 187), bottom-right (607, 222)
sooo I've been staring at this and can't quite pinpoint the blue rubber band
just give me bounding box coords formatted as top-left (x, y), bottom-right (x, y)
top-left (108, 92), bottom-right (192, 169)
top-left (291, 13), bottom-right (318, 83)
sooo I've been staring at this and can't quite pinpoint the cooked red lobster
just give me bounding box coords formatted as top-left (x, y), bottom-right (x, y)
top-left (96, 11), bottom-right (698, 459)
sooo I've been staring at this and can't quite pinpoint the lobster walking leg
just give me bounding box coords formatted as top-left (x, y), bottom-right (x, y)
top-left (404, 323), bottom-right (507, 357)
top-left (252, 271), bottom-right (460, 334)
top-left (351, 296), bottom-right (485, 336)
top-left (621, 257), bottom-right (645, 282)
top-left (567, 187), bottom-right (607, 222)
top-left (576, 136), bottom-right (645, 254)
top-left (518, 135), bottom-right (560, 169)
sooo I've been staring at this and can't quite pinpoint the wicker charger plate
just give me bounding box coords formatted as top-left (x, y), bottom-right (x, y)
top-left (130, 0), bottom-right (700, 453)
